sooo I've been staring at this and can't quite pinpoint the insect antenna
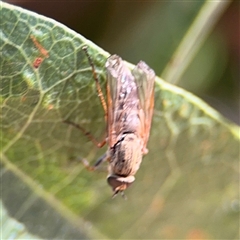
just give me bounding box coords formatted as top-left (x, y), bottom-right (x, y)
top-left (112, 190), bottom-right (127, 200)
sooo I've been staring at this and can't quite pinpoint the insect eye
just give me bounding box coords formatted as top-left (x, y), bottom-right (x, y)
top-left (107, 175), bottom-right (135, 192)
top-left (107, 176), bottom-right (122, 190)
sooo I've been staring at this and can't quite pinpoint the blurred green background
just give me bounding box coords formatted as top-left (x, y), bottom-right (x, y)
top-left (8, 0), bottom-right (239, 124)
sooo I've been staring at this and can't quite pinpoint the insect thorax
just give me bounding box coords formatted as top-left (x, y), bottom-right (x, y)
top-left (109, 133), bottom-right (143, 177)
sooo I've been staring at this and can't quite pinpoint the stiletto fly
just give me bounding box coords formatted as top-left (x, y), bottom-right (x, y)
top-left (65, 46), bottom-right (155, 198)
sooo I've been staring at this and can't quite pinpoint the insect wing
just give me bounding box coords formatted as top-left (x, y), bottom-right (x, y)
top-left (105, 56), bottom-right (120, 147)
top-left (105, 55), bottom-right (137, 148)
top-left (132, 61), bottom-right (155, 150)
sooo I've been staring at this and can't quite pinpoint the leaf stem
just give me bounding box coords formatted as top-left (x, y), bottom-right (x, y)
top-left (161, 0), bottom-right (231, 84)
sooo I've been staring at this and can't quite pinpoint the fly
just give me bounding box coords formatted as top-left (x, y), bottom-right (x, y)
top-left (65, 46), bottom-right (155, 198)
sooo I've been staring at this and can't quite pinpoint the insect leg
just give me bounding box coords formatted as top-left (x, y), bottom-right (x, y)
top-left (63, 120), bottom-right (106, 148)
top-left (81, 153), bottom-right (108, 171)
top-left (82, 46), bottom-right (107, 122)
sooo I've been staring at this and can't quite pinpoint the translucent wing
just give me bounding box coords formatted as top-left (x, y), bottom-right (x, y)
top-left (105, 55), bottom-right (142, 148)
top-left (132, 61), bottom-right (155, 151)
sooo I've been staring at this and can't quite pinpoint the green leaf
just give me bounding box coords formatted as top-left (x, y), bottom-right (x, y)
top-left (1, 200), bottom-right (42, 240)
top-left (1, 2), bottom-right (239, 239)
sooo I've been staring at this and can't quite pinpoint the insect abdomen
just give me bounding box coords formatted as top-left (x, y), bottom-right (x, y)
top-left (109, 133), bottom-right (143, 176)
